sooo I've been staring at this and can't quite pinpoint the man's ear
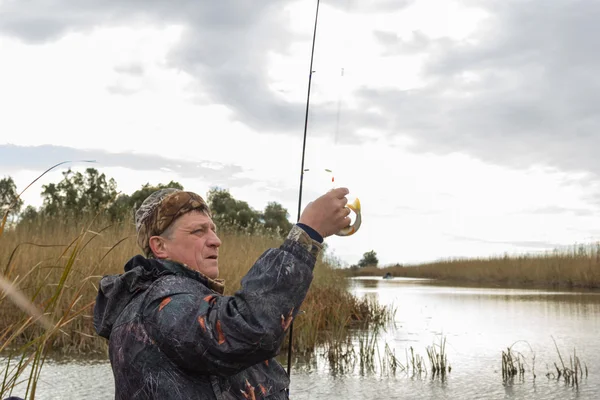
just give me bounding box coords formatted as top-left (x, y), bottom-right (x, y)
top-left (149, 236), bottom-right (169, 259)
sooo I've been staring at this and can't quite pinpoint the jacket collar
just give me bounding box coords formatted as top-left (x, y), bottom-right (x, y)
top-left (158, 259), bottom-right (225, 294)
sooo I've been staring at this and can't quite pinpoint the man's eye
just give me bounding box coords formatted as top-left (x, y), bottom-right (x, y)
top-left (192, 229), bottom-right (204, 234)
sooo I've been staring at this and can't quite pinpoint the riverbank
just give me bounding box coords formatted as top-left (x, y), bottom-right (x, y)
top-left (346, 245), bottom-right (600, 290)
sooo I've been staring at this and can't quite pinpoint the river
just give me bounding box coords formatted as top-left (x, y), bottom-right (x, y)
top-left (3, 277), bottom-right (599, 399)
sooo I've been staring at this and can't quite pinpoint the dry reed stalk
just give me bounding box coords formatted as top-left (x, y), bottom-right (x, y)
top-left (426, 335), bottom-right (450, 381)
top-left (502, 347), bottom-right (525, 383)
top-left (547, 336), bottom-right (587, 388)
top-left (500, 340), bottom-right (536, 386)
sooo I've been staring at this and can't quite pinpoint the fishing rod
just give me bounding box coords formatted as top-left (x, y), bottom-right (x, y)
top-left (286, 0), bottom-right (363, 387)
top-left (287, 0), bottom-right (321, 383)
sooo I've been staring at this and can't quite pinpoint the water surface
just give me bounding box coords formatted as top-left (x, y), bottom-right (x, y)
top-left (3, 277), bottom-right (599, 399)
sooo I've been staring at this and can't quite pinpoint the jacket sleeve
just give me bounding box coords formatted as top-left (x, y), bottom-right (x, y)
top-left (141, 225), bottom-right (322, 376)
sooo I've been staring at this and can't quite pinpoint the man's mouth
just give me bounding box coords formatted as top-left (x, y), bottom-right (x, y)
top-left (206, 255), bottom-right (218, 260)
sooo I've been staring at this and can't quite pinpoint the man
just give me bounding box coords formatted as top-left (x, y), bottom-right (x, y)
top-left (93, 187), bottom-right (352, 399)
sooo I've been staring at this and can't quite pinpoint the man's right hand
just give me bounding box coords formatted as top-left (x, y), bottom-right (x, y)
top-left (299, 187), bottom-right (352, 238)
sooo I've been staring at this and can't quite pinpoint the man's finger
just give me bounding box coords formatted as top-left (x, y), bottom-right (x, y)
top-left (336, 207), bottom-right (351, 218)
top-left (331, 187), bottom-right (350, 198)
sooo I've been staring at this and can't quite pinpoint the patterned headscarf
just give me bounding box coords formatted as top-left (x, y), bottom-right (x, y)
top-left (135, 189), bottom-right (211, 258)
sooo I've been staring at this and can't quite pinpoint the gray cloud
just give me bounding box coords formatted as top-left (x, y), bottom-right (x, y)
top-left (4, 0), bottom-right (600, 186)
top-left (326, 0), bottom-right (414, 14)
top-left (0, 144), bottom-right (254, 187)
top-left (0, 1), bottom-right (305, 132)
top-left (365, 0), bottom-right (600, 181)
top-left (372, 30), bottom-right (436, 56)
top-left (0, 0), bottom-right (394, 138)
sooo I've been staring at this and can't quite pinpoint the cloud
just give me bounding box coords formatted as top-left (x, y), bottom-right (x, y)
top-left (3, 0), bottom-right (599, 181)
top-left (363, 0), bottom-right (600, 178)
top-left (0, 2), bottom-right (304, 128)
top-left (326, 0), bottom-right (414, 13)
top-left (372, 30), bottom-right (435, 56)
top-left (0, 144), bottom-right (255, 187)
top-left (0, 0), bottom-right (409, 142)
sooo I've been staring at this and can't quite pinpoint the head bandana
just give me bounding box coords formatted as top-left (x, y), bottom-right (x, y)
top-left (135, 189), bottom-right (211, 258)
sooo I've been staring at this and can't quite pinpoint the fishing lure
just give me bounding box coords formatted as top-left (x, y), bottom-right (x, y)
top-left (336, 197), bottom-right (361, 236)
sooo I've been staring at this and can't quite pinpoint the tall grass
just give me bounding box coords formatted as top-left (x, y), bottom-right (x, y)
top-left (0, 214), bottom-right (105, 399)
top-left (0, 216), bottom-right (388, 354)
top-left (0, 211), bottom-right (391, 398)
top-left (349, 245), bottom-right (600, 289)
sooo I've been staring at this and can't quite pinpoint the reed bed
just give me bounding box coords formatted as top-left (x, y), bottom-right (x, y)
top-left (0, 214), bottom-right (392, 399)
top-left (376, 338), bottom-right (450, 381)
top-left (0, 217), bottom-right (390, 354)
top-left (349, 244), bottom-right (600, 289)
top-left (405, 347), bottom-right (427, 378)
top-left (329, 330), bottom-right (451, 381)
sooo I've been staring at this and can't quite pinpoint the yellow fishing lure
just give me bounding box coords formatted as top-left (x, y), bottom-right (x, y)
top-left (336, 197), bottom-right (361, 236)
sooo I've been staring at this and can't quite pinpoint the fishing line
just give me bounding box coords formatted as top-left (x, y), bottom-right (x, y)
top-left (334, 67), bottom-right (344, 146)
top-left (333, 0), bottom-right (350, 148)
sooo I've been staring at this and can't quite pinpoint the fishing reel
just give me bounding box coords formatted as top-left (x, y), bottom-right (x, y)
top-left (303, 168), bottom-right (362, 237)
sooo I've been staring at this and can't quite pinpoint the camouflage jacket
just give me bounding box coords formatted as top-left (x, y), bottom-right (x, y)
top-left (93, 224), bottom-right (323, 400)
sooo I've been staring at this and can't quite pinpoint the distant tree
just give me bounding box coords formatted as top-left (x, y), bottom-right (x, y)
top-left (10, 167), bottom-right (297, 241)
top-left (262, 201), bottom-right (293, 236)
top-left (206, 187), bottom-right (261, 231)
top-left (207, 187), bottom-right (237, 216)
top-left (129, 181), bottom-right (184, 210)
top-left (39, 182), bottom-right (62, 218)
top-left (18, 205), bottom-right (40, 225)
top-left (0, 176), bottom-right (23, 223)
top-left (205, 188), bottom-right (295, 236)
top-left (40, 168), bottom-right (117, 219)
top-left (80, 168), bottom-right (118, 213)
top-left (108, 181), bottom-right (184, 222)
top-left (107, 193), bottom-right (134, 222)
top-left (358, 250), bottom-right (379, 267)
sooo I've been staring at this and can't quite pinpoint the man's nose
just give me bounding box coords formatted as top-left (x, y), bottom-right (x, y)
top-left (208, 232), bottom-right (222, 247)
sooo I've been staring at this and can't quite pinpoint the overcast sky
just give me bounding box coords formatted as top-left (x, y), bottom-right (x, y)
top-left (1, 0), bottom-right (599, 267)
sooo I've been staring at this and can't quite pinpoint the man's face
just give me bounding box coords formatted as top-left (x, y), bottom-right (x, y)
top-left (156, 211), bottom-right (222, 279)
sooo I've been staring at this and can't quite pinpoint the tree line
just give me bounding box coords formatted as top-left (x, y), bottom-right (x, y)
top-left (0, 168), bottom-right (293, 237)
top-left (1, 168), bottom-right (380, 266)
